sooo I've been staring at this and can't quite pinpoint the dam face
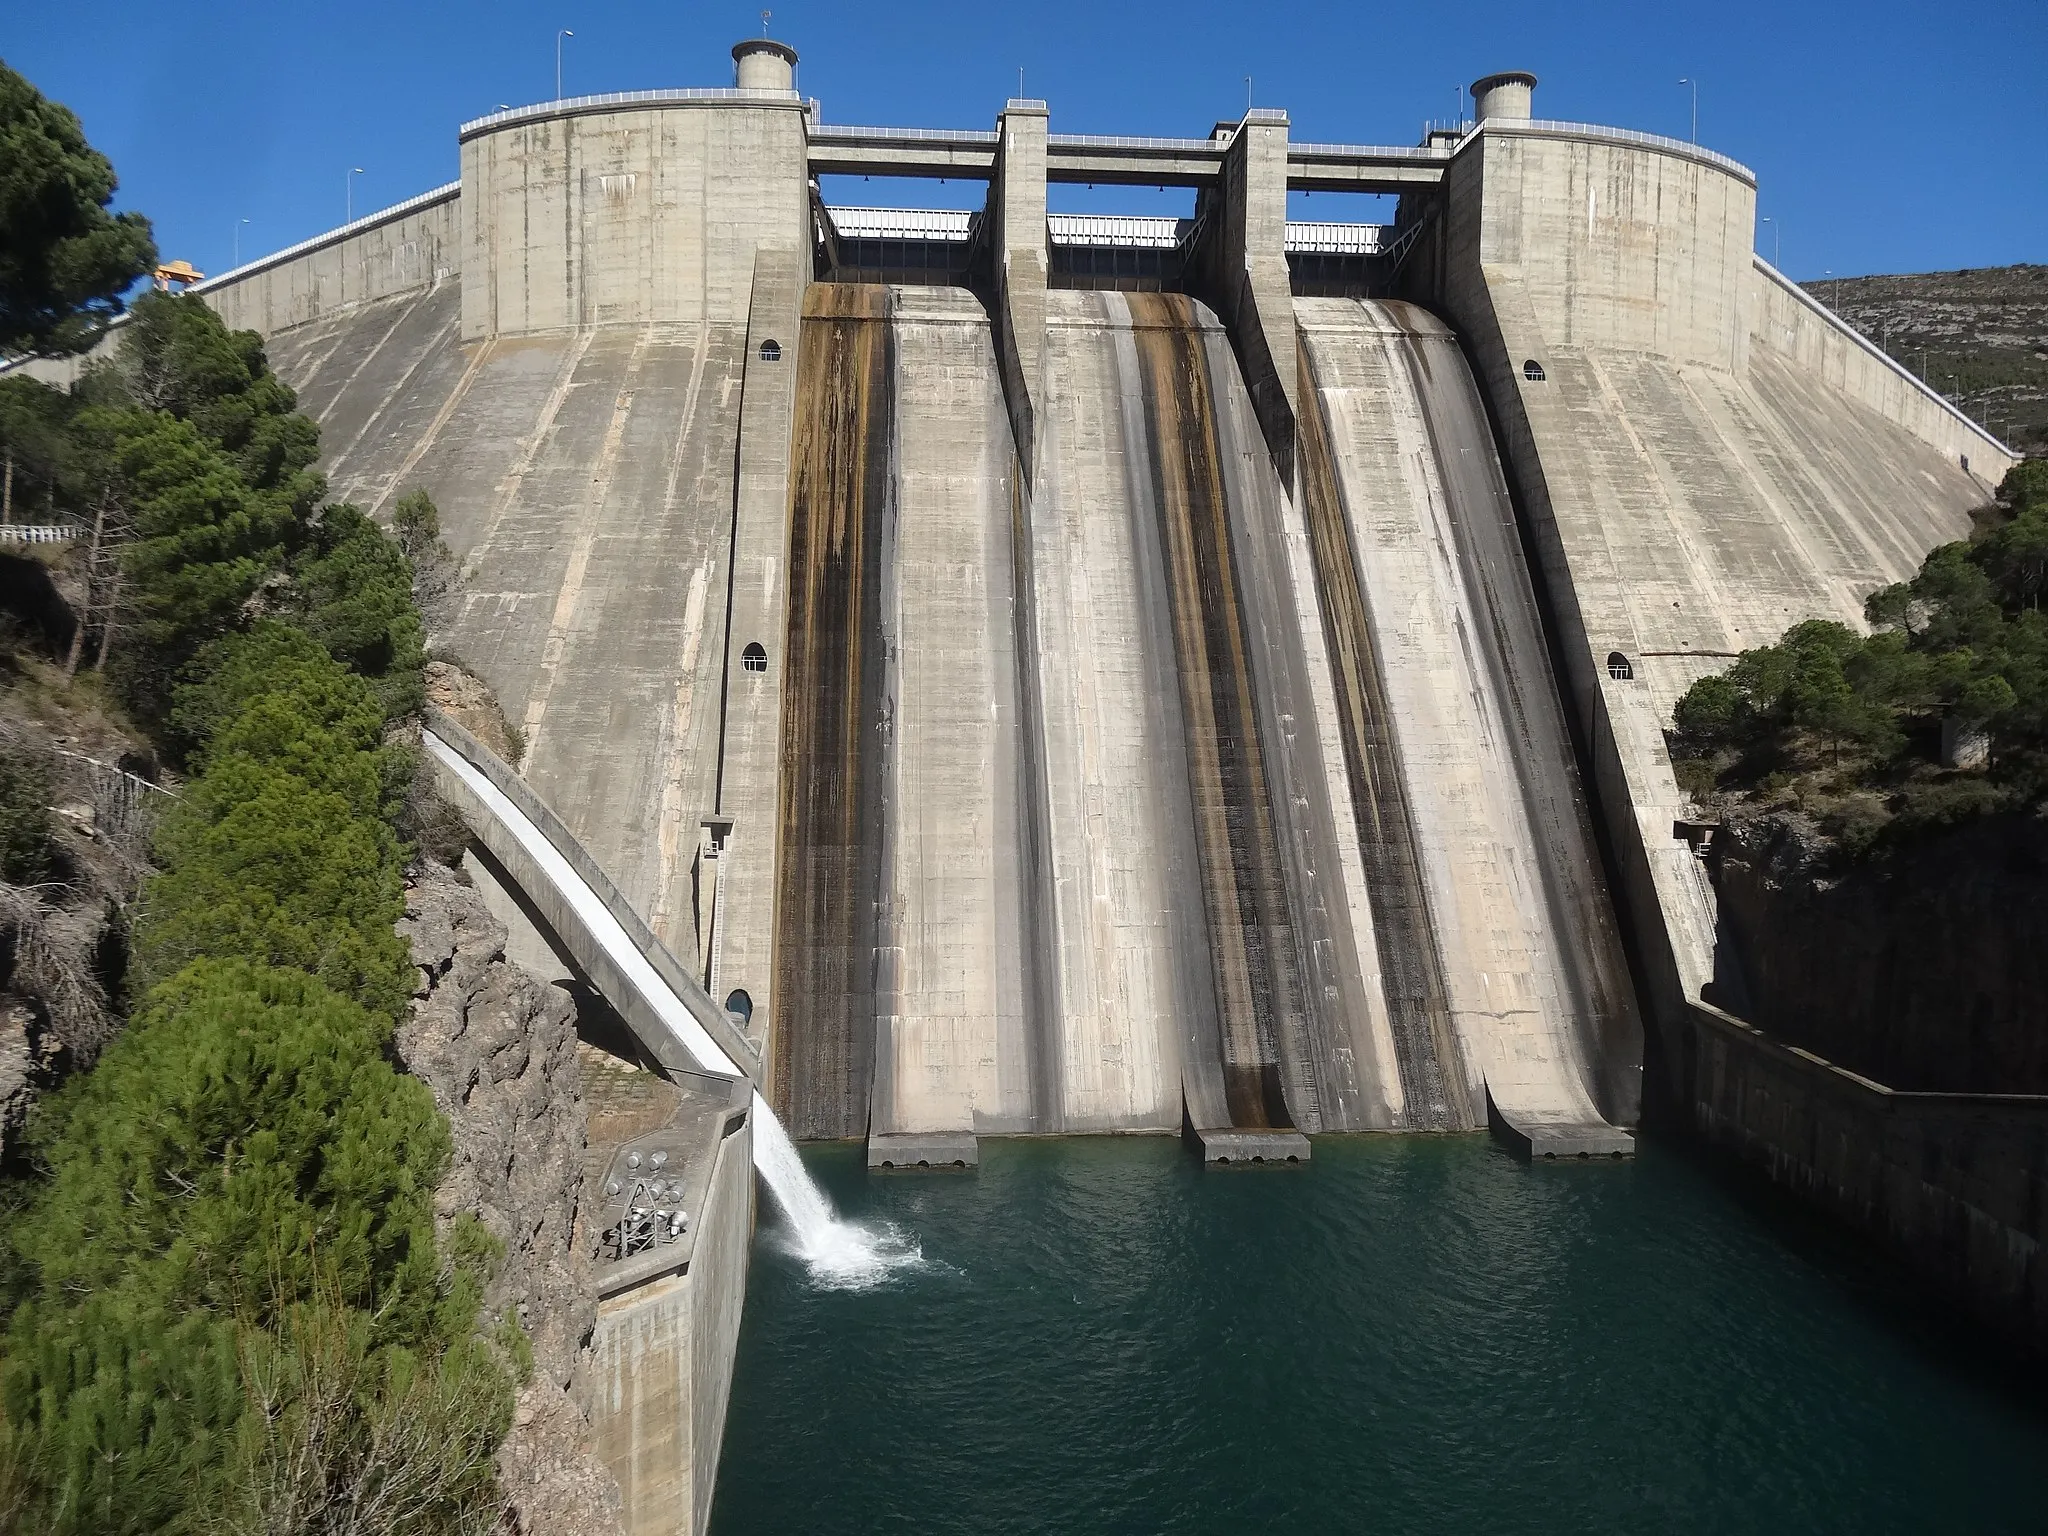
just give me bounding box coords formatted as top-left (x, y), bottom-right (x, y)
top-left (116, 37), bottom-right (2016, 1528)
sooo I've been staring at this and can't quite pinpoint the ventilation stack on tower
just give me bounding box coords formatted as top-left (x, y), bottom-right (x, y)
top-left (1469, 71), bottom-right (1537, 121)
top-left (733, 37), bottom-right (798, 91)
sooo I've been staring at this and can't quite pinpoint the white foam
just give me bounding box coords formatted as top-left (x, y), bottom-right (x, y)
top-left (753, 1094), bottom-right (927, 1290)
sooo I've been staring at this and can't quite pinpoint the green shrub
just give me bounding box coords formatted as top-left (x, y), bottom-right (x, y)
top-left (1673, 459), bottom-right (2048, 850)
top-left (0, 960), bottom-right (474, 1534)
top-left (0, 743), bottom-right (53, 886)
top-left (138, 645), bottom-right (411, 1018)
top-left (290, 503), bottom-right (425, 720)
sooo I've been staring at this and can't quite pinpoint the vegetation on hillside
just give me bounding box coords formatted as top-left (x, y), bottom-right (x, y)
top-left (0, 65), bottom-right (510, 1536)
top-left (1672, 460), bottom-right (2048, 856)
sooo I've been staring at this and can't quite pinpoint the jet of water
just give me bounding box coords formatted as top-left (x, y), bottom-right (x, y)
top-left (751, 1092), bottom-right (924, 1290)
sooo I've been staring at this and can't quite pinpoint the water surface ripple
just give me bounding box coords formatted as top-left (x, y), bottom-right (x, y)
top-left (712, 1136), bottom-right (2045, 1534)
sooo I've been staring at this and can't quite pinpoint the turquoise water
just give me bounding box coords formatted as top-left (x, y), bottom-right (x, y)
top-left (710, 1136), bottom-right (2045, 1535)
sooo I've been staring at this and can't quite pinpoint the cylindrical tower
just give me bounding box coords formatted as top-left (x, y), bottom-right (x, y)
top-left (732, 38), bottom-right (798, 91)
top-left (1470, 70), bottom-right (1537, 122)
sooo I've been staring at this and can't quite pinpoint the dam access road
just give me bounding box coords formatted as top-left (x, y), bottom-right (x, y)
top-left (19, 36), bottom-right (2030, 1533)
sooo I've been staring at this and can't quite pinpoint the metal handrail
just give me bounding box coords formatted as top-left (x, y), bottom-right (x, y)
top-left (461, 86), bottom-right (801, 138)
top-left (810, 123), bottom-right (998, 145)
top-left (1048, 132), bottom-right (1225, 154)
top-left (1467, 118), bottom-right (1756, 184)
top-left (0, 525), bottom-right (75, 544)
top-left (193, 182), bottom-right (459, 294)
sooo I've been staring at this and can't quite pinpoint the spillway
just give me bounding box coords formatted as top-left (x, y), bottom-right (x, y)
top-left (773, 285), bottom-right (1033, 1142)
top-left (1025, 290), bottom-right (1375, 1140)
top-left (1294, 299), bottom-right (1640, 1141)
top-left (766, 285), bottom-right (1633, 1151)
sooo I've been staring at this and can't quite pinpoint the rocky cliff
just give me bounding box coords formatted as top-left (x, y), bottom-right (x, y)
top-left (1714, 809), bottom-right (2048, 1093)
top-left (398, 860), bottom-right (627, 1536)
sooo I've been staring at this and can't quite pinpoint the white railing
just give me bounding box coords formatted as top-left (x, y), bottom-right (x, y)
top-left (0, 525), bottom-right (75, 545)
top-left (1050, 214), bottom-right (1188, 249)
top-left (1468, 119), bottom-right (1755, 183)
top-left (828, 206), bottom-right (976, 239)
top-left (1048, 131), bottom-right (1224, 154)
top-left (1752, 256), bottom-right (2013, 458)
top-left (820, 207), bottom-right (1388, 256)
top-left (460, 86), bottom-right (800, 138)
top-left (811, 123), bottom-right (998, 146)
top-left (194, 182), bottom-right (459, 294)
top-left (1290, 140), bottom-right (1450, 162)
top-left (1283, 221), bottom-right (1388, 255)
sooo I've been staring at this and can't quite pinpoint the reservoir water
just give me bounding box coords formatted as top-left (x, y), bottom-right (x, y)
top-left (710, 1135), bottom-right (2045, 1534)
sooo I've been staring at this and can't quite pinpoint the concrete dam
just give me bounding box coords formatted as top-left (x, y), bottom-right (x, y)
top-left (100, 35), bottom-right (2014, 1531)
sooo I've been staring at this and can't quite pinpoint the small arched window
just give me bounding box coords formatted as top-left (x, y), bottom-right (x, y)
top-left (742, 641), bottom-right (768, 673)
top-left (725, 989), bottom-right (753, 1024)
top-left (1606, 651), bottom-right (1634, 681)
top-left (1523, 359), bottom-right (1547, 382)
top-left (758, 339), bottom-right (782, 362)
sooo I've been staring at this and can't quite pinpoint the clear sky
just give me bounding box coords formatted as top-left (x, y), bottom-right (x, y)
top-left (7, 0), bottom-right (2043, 285)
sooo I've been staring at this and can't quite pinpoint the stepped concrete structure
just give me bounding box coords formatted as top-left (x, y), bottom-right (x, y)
top-left (21, 36), bottom-right (2020, 1528)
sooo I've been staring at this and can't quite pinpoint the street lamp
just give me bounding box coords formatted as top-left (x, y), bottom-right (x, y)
top-left (556, 29), bottom-right (574, 100)
top-left (1761, 215), bottom-right (1779, 267)
top-left (346, 167), bottom-right (365, 222)
top-left (1678, 77), bottom-right (1698, 143)
top-left (233, 216), bottom-right (250, 266)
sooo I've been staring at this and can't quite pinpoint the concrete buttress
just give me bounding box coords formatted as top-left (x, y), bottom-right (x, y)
top-left (1192, 111), bottom-right (1299, 489)
top-left (989, 101), bottom-right (1049, 484)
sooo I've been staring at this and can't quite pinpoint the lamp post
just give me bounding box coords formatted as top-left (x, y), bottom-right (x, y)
top-left (233, 217), bottom-right (250, 266)
top-left (346, 167), bottom-right (364, 222)
top-left (1679, 77), bottom-right (1698, 143)
top-left (556, 29), bottom-right (574, 100)
top-left (1761, 215), bottom-right (1779, 267)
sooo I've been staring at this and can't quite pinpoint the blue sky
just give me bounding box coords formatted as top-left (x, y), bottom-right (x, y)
top-left (7, 0), bottom-right (2043, 284)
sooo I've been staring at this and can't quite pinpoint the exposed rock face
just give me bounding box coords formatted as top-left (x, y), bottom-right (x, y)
top-left (0, 994), bottom-right (60, 1165)
top-left (1715, 808), bottom-right (2048, 1093)
top-left (398, 861), bottom-right (626, 1536)
top-left (424, 660), bottom-right (520, 763)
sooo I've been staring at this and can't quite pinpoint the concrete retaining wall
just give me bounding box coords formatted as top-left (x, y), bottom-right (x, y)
top-left (200, 185), bottom-right (459, 336)
top-left (1745, 258), bottom-right (2010, 475)
top-left (585, 1104), bottom-right (755, 1536)
top-left (1681, 999), bottom-right (2048, 1351)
